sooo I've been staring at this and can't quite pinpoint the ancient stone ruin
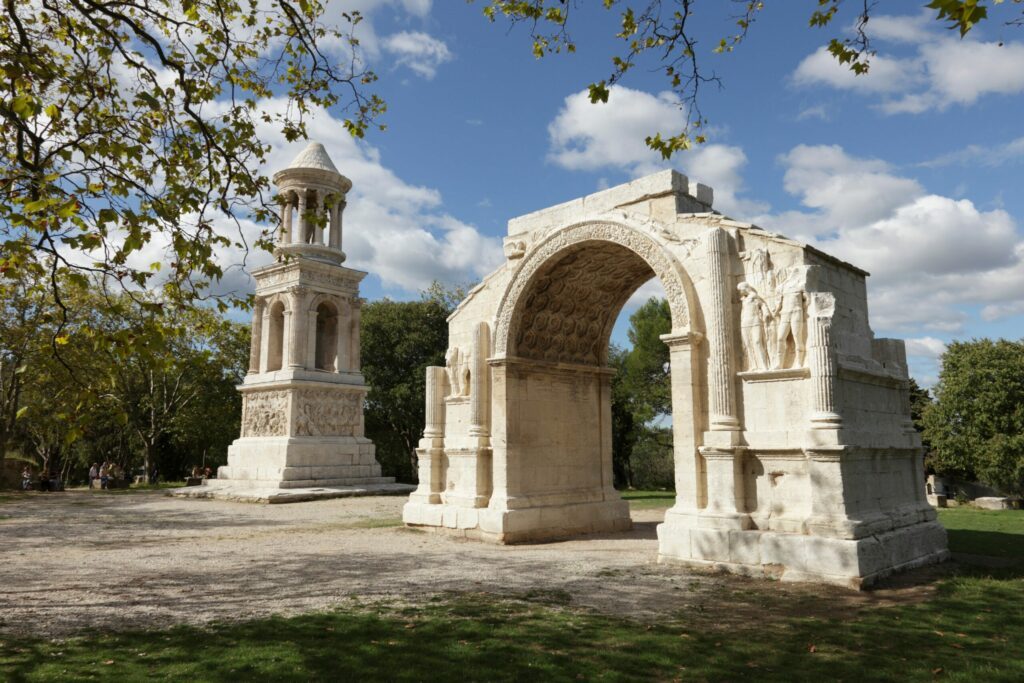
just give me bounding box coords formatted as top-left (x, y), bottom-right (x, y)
top-left (183, 143), bottom-right (404, 501)
top-left (402, 170), bottom-right (949, 587)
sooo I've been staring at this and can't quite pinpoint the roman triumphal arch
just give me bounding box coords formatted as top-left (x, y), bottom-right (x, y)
top-left (402, 170), bottom-right (949, 587)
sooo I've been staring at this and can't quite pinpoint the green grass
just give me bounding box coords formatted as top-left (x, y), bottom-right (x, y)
top-left (2, 573), bottom-right (1022, 683)
top-left (619, 489), bottom-right (676, 510)
top-left (939, 508), bottom-right (1024, 559)
top-left (1, 508), bottom-right (1022, 681)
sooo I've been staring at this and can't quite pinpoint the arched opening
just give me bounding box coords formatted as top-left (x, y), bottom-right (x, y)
top-left (314, 301), bottom-right (338, 371)
top-left (504, 240), bottom-right (680, 522)
top-left (266, 301), bottom-right (286, 372)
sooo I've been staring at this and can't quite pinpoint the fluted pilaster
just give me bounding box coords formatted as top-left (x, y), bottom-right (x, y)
top-left (468, 322), bottom-right (490, 438)
top-left (807, 292), bottom-right (842, 429)
top-left (703, 228), bottom-right (739, 431)
top-left (248, 298), bottom-right (265, 374)
top-left (424, 366), bottom-right (447, 439)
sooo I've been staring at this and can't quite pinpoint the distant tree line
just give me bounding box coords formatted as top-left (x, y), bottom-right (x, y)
top-left (1, 263), bottom-right (248, 485)
top-left (6, 268), bottom-right (1020, 496)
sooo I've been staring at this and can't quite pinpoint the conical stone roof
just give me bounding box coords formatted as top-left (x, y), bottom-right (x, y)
top-left (287, 142), bottom-right (340, 174)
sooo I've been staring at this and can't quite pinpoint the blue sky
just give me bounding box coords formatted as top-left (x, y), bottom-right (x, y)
top-left (232, 1), bottom-right (1024, 387)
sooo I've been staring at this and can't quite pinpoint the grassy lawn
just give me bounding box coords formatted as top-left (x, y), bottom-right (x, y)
top-left (620, 489), bottom-right (676, 510)
top-left (2, 509), bottom-right (1022, 681)
top-left (939, 508), bottom-right (1024, 560)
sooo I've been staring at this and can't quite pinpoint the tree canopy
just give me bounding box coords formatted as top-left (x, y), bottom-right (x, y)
top-left (1, 0), bottom-right (383, 311)
top-left (923, 339), bottom-right (1024, 495)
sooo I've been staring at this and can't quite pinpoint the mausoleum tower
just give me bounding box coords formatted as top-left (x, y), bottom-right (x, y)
top-left (213, 142), bottom-right (395, 490)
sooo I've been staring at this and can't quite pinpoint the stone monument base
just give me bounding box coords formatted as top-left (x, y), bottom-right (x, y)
top-left (218, 436), bottom-right (392, 488)
top-left (656, 511), bottom-right (949, 588)
top-left (168, 480), bottom-right (414, 504)
top-left (403, 498), bottom-right (632, 543)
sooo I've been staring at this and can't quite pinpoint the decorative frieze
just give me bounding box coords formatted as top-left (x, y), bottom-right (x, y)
top-left (294, 389), bottom-right (363, 437)
top-left (241, 390), bottom-right (289, 437)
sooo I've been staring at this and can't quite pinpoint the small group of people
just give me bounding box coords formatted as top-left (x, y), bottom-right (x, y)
top-left (21, 466), bottom-right (63, 492)
top-left (190, 465), bottom-right (214, 479)
top-left (88, 461), bottom-right (123, 490)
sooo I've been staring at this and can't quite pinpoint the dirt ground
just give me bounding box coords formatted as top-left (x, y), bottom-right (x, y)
top-left (0, 490), bottom-right (945, 638)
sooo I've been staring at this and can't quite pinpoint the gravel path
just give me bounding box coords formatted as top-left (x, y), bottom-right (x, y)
top-left (0, 491), bottom-right (938, 638)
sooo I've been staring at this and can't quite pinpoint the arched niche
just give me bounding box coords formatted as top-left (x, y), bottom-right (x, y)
top-left (266, 300), bottom-right (286, 372)
top-left (314, 300), bottom-right (339, 371)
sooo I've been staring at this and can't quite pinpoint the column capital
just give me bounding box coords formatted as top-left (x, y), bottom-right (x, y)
top-left (660, 330), bottom-right (703, 348)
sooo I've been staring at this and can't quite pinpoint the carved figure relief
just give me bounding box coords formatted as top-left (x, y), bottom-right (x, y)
top-left (241, 390), bottom-right (289, 437)
top-left (774, 267), bottom-right (808, 369)
top-left (293, 389), bottom-right (362, 437)
top-left (446, 347), bottom-right (464, 397)
top-left (738, 250), bottom-right (809, 371)
top-left (504, 240), bottom-right (527, 260)
top-left (737, 282), bottom-right (772, 371)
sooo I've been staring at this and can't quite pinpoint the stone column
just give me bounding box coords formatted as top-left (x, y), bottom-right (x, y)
top-left (703, 228), bottom-right (740, 432)
top-left (314, 197), bottom-right (325, 246)
top-left (660, 332), bottom-right (704, 516)
top-left (280, 197), bottom-right (292, 244)
top-left (349, 302), bottom-right (361, 372)
top-left (330, 199), bottom-right (346, 250)
top-left (248, 297), bottom-right (265, 374)
top-left (410, 366), bottom-right (448, 505)
top-left (335, 299), bottom-right (350, 373)
top-left (807, 292), bottom-right (842, 430)
top-left (468, 321), bottom-right (490, 438)
top-left (295, 191), bottom-right (307, 244)
top-left (287, 286), bottom-right (309, 369)
top-left (258, 304), bottom-right (273, 373)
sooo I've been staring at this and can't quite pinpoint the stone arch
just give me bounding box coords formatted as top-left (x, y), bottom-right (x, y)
top-left (494, 220), bottom-right (696, 362)
top-left (266, 298), bottom-right (287, 372)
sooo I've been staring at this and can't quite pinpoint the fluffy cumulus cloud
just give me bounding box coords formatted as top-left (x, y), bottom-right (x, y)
top-left (759, 144), bottom-right (1024, 336)
top-left (382, 30), bottom-right (453, 79)
top-left (792, 14), bottom-right (1024, 113)
top-left (547, 86), bottom-right (765, 216)
top-left (547, 86), bottom-right (686, 176)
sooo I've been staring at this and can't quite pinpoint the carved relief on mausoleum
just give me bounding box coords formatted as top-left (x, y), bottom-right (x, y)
top-left (293, 388), bottom-right (362, 437)
top-left (241, 390), bottom-right (289, 437)
top-left (737, 247), bottom-right (813, 372)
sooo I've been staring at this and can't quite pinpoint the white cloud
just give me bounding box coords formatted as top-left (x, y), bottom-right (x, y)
top-left (868, 13), bottom-right (934, 44)
top-left (792, 46), bottom-right (923, 95)
top-left (547, 86), bottom-right (686, 176)
top-left (777, 145), bottom-right (923, 232)
top-left (920, 136), bottom-right (1024, 168)
top-left (796, 104), bottom-right (829, 121)
top-left (793, 19), bottom-right (1024, 113)
top-left (762, 144), bottom-right (1024, 335)
top-left (905, 337), bottom-right (948, 359)
top-left (382, 31), bottom-right (452, 79)
top-left (546, 86), bottom-right (765, 217)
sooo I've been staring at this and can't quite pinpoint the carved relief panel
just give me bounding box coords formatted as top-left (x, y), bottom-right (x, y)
top-left (241, 390), bottom-right (289, 437)
top-left (293, 388), bottom-right (363, 437)
top-left (737, 248), bottom-right (813, 372)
